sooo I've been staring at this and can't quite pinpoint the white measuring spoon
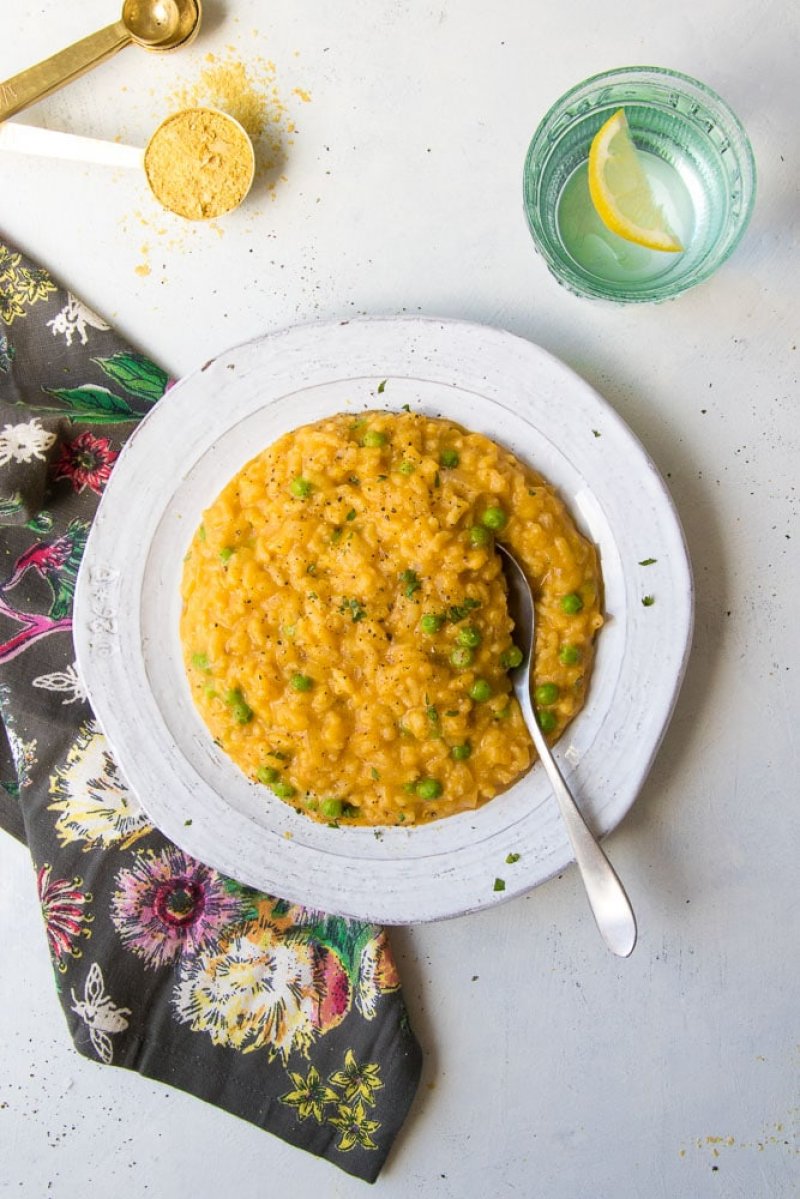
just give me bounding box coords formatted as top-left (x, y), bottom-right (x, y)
top-left (0, 110), bottom-right (255, 219)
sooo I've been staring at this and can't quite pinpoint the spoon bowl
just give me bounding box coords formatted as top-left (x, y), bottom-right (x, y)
top-left (122, 0), bottom-right (200, 50)
top-left (499, 543), bottom-right (638, 957)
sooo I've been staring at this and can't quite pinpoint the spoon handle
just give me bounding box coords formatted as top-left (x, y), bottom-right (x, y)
top-left (529, 718), bottom-right (637, 957)
top-left (0, 22), bottom-right (130, 122)
top-left (541, 748), bottom-right (637, 957)
top-left (0, 122), bottom-right (144, 170)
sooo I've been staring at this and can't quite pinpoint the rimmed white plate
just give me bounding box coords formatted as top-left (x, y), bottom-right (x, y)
top-left (74, 317), bottom-right (693, 924)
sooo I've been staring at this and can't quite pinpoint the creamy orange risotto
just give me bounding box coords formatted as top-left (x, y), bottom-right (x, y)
top-left (180, 411), bottom-right (603, 826)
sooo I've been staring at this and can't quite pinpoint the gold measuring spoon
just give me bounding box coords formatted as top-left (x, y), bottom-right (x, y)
top-left (0, 0), bottom-right (201, 123)
top-left (0, 109), bottom-right (255, 220)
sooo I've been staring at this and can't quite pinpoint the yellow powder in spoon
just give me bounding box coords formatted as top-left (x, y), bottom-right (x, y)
top-left (144, 107), bottom-right (254, 221)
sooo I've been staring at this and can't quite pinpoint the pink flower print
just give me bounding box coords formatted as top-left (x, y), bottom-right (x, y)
top-left (111, 848), bottom-right (245, 969)
top-left (310, 943), bottom-right (351, 1033)
top-left (51, 431), bottom-right (118, 495)
top-left (37, 864), bottom-right (93, 970)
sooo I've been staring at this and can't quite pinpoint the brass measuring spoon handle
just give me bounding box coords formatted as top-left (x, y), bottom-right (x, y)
top-left (0, 21), bottom-right (131, 122)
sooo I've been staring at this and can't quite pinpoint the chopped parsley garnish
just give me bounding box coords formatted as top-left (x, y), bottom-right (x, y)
top-left (377, 379), bottom-right (387, 393)
top-left (493, 878), bottom-right (506, 892)
top-left (505, 852), bottom-right (520, 864)
top-left (447, 598), bottom-right (481, 622)
top-left (370, 767), bottom-right (380, 780)
top-left (346, 508), bottom-right (357, 521)
top-left (340, 597), bottom-right (366, 622)
top-left (400, 568), bottom-right (421, 597)
top-left (642, 595), bottom-right (655, 606)
top-left (638, 557), bottom-right (657, 566)
top-left (401, 402), bottom-right (411, 412)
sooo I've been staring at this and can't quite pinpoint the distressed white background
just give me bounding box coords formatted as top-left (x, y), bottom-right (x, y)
top-left (1, 0), bottom-right (798, 1196)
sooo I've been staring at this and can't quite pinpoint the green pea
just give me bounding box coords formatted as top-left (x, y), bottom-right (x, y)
top-left (457, 625), bottom-right (482, 649)
top-left (450, 742), bottom-right (472, 761)
top-left (500, 646), bottom-right (524, 669)
top-left (362, 430), bottom-right (387, 447)
top-left (561, 592), bottom-right (584, 614)
top-left (257, 766), bottom-right (281, 785)
top-left (273, 781), bottom-right (297, 800)
top-left (468, 679), bottom-right (492, 702)
top-left (469, 525), bottom-right (492, 547)
top-left (421, 613), bottom-right (444, 634)
top-left (440, 449), bottom-right (460, 468)
top-left (219, 546), bottom-right (234, 562)
top-left (534, 683), bottom-right (560, 706)
top-left (481, 505), bottom-right (507, 530)
top-left (537, 709), bottom-right (558, 733)
top-left (415, 778), bottom-right (443, 800)
top-left (321, 797), bottom-right (344, 819)
top-left (450, 646), bottom-right (474, 669)
top-left (225, 689), bottom-right (253, 724)
top-left (398, 460), bottom-right (415, 475)
top-left (290, 673), bottom-right (313, 692)
top-left (191, 652), bottom-right (210, 671)
top-left (559, 643), bottom-right (582, 666)
top-left (290, 476), bottom-right (313, 498)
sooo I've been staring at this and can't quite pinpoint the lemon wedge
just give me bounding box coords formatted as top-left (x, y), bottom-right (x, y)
top-left (588, 109), bottom-right (683, 252)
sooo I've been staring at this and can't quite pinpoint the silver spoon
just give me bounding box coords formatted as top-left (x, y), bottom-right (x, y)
top-left (498, 544), bottom-right (637, 957)
top-left (0, 0), bottom-right (201, 123)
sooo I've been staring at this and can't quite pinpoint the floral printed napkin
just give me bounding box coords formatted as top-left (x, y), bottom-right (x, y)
top-left (0, 236), bottom-right (422, 1183)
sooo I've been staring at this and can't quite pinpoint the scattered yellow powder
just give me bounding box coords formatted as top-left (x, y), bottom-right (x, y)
top-left (292, 87), bottom-right (311, 103)
top-left (143, 107), bottom-right (254, 220)
top-left (135, 263), bottom-right (151, 277)
top-left (167, 49), bottom-right (295, 187)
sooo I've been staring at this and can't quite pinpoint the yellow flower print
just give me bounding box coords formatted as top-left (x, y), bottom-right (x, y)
top-left (0, 245), bottom-right (56, 326)
top-left (281, 1066), bottom-right (340, 1123)
top-left (328, 1049), bottom-right (384, 1107)
top-left (329, 1100), bottom-right (380, 1152)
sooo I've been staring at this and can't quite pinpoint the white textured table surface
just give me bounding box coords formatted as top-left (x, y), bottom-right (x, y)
top-left (1, 2), bottom-right (798, 1196)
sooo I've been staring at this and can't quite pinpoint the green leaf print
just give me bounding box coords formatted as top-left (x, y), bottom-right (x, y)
top-left (93, 351), bottom-right (168, 403)
top-left (26, 510), bottom-right (54, 534)
top-left (287, 914), bottom-right (377, 983)
top-left (0, 492), bottom-right (23, 519)
top-left (44, 384), bottom-right (134, 419)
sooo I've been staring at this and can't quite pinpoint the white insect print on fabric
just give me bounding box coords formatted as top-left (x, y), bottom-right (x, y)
top-left (70, 962), bottom-right (131, 1064)
top-left (46, 293), bottom-right (110, 348)
top-left (32, 661), bottom-right (87, 705)
top-left (0, 418), bottom-right (57, 466)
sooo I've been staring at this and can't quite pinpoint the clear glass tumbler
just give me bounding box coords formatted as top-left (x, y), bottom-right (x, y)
top-left (523, 66), bottom-right (757, 303)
